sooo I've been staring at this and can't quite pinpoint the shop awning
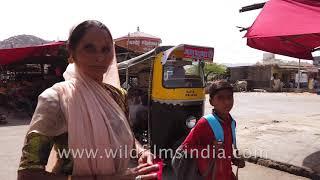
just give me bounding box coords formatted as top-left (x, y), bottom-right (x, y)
top-left (0, 41), bottom-right (66, 65)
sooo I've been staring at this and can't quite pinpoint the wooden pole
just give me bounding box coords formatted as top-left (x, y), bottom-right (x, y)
top-left (125, 66), bottom-right (129, 90)
top-left (41, 64), bottom-right (44, 80)
top-left (298, 59), bottom-right (301, 89)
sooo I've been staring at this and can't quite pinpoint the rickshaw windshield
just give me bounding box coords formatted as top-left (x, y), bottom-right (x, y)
top-left (163, 59), bottom-right (204, 88)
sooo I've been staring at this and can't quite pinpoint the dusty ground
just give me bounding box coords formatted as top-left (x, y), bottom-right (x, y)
top-left (1, 92), bottom-right (319, 179)
top-left (0, 112), bottom-right (29, 180)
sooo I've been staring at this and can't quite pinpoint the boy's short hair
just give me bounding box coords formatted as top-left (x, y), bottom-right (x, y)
top-left (208, 80), bottom-right (233, 98)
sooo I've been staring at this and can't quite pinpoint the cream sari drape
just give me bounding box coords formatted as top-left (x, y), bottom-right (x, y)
top-left (27, 52), bottom-right (134, 178)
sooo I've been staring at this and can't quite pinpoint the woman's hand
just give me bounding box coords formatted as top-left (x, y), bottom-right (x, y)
top-left (118, 163), bottom-right (159, 180)
top-left (138, 150), bottom-right (155, 165)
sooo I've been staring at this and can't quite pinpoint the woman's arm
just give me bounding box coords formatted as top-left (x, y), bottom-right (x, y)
top-left (18, 86), bottom-right (71, 180)
top-left (17, 134), bottom-right (157, 180)
top-left (18, 169), bottom-right (68, 180)
top-left (18, 132), bottom-right (69, 180)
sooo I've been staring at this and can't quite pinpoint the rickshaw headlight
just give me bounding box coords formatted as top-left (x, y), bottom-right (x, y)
top-left (186, 116), bottom-right (197, 129)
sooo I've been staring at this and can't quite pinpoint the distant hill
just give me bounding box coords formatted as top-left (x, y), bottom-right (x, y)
top-left (0, 35), bottom-right (49, 49)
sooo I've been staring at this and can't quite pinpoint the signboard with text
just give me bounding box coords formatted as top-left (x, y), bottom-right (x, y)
top-left (115, 38), bottom-right (161, 53)
top-left (183, 45), bottom-right (214, 61)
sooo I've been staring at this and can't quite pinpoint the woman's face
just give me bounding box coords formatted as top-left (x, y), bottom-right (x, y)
top-left (70, 26), bottom-right (114, 81)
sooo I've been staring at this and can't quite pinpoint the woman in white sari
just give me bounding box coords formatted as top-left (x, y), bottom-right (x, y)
top-left (17, 20), bottom-right (159, 180)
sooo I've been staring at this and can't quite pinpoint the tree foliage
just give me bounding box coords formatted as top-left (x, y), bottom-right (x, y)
top-left (204, 63), bottom-right (226, 75)
top-left (204, 63), bottom-right (227, 82)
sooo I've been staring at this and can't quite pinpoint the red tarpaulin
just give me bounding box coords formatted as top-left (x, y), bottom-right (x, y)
top-left (245, 0), bottom-right (320, 60)
top-left (0, 41), bottom-right (65, 65)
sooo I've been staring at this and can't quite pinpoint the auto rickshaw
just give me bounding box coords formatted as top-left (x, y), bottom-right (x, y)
top-left (118, 44), bottom-right (214, 156)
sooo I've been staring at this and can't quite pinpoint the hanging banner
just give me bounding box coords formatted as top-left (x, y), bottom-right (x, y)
top-left (183, 45), bottom-right (214, 61)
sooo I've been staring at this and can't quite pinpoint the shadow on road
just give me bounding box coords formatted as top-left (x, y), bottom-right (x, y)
top-left (303, 151), bottom-right (320, 176)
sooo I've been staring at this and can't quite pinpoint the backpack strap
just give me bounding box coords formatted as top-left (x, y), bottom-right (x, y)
top-left (231, 117), bottom-right (237, 149)
top-left (203, 114), bottom-right (237, 147)
top-left (204, 114), bottom-right (224, 142)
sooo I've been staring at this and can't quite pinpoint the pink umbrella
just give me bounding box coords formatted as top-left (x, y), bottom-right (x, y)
top-left (245, 0), bottom-right (320, 60)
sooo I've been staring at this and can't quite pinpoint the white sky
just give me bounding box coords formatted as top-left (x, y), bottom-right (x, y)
top-left (0, 0), bottom-right (300, 64)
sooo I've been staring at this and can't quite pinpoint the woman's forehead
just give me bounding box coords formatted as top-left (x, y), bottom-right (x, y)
top-left (79, 27), bottom-right (112, 45)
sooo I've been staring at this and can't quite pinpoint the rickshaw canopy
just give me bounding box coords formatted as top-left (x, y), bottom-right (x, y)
top-left (118, 44), bottom-right (215, 71)
top-left (117, 46), bottom-right (172, 71)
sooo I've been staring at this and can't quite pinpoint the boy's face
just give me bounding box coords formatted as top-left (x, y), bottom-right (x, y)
top-left (210, 89), bottom-right (234, 114)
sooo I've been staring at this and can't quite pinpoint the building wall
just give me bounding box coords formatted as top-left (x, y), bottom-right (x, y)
top-left (249, 65), bottom-right (272, 88)
top-left (230, 64), bottom-right (319, 90)
top-left (229, 65), bottom-right (272, 89)
top-left (229, 67), bottom-right (248, 81)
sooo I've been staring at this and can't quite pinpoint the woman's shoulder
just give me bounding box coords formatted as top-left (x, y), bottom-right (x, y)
top-left (39, 81), bottom-right (71, 100)
top-left (29, 84), bottom-right (67, 136)
top-left (103, 83), bottom-right (129, 116)
top-left (103, 83), bottom-right (127, 97)
top-left (38, 86), bottom-right (60, 103)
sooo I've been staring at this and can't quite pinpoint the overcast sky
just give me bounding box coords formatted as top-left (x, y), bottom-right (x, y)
top-left (1, 0), bottom-right (300, 64)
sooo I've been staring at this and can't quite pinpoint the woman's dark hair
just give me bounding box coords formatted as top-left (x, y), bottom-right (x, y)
top-left (67, 20), bottom-right (113, 51)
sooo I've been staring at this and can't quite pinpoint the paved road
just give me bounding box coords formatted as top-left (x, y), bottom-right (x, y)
top-left (0, 114), bottom-right (29, 180)
top-left (1, 92), bottom-right (319, 179)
